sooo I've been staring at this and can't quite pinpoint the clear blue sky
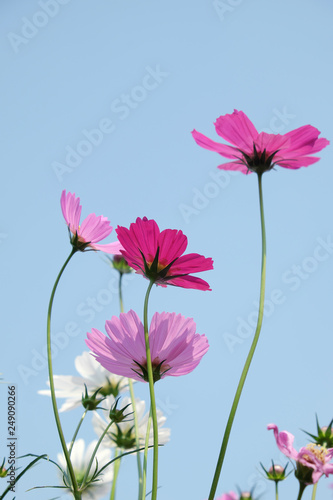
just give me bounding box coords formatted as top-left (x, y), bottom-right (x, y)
top-left (1, 0), bottom-right (333, 498)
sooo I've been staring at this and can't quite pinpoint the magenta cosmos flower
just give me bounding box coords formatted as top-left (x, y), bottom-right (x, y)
top-left (268, 423), bottom-right (333, 484)
top-left (86, 310), bottom-right (209, 383)
top-left (115, 217), bottom-right (213, 290)
top-left (61, 190), bottom-right (122, 253)
top-left (192, 109), bottom-right (329, 174)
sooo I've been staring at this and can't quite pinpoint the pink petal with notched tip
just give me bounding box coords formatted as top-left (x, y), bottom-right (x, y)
top-left (166, 274), bottom-right (211, 291)
top-left (79, 214), bottom-right (112, 243)
top-left (191, 129), bottom-right (238, 159)
top-left (214, 109), bottom-right (258, 151)
top-left (60, 190), bottom-right (82, 232)
top-left (157, 228), bottom-right (188, 265)
top-left (171, 253), bottom-right (214, 274)
top-left (217, 161), bottom-right (250, 174)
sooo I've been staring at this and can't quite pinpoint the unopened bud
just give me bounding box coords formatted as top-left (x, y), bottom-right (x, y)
top-left (240, 492), bottom-right (252, 499)
top-left (261, 461), bottom-right (289, 482)
top-left (110, 255), bottom-right (132, 274)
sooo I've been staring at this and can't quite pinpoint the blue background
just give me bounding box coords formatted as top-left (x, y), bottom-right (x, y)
top-left (1, 0), bottom-right (333, 498)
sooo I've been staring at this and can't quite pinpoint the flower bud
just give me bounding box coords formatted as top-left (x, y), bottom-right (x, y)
top-left (303, 417), bottom-right (333, 448)
top-left (261, 462), bottom-right (289, 482)
top-left (109, 398), bottom-right (132, 423)
top-left (81, 385), bottom-right (105, 411)
top-left (109, 255), bottom-right (133, 275)
top-left (240, 492), bottom-right (252, 499)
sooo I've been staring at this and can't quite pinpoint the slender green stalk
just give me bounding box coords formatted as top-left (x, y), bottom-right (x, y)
top-left (117, 272), bottom-right (143, 499)
top-left (296, 482), bottom-right (307, 500)
top-left (143, 280), bottom-right (159, 500)
top-left (118, 273), bottom-right (124, 312)
top-left (207, 173), bottom-right (267, 500)
top-left (47, 249), bottom-right (80, 498)
top-left (141, 411), bottom-right (152, 500)
top-left (81, 418), bottom-right (115, 488)
top-left (311, 483), bottom-right (318, 500)
top-left (129, 378), bottom-right (143, 500)
top-left (275, 481), bottom-right (278, 500)
top-left (109, 449), bottom-right (121, 500)
top-left (69, 410), bottom-right (88, 457)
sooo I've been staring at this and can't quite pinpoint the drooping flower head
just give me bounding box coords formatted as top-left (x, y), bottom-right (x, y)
top-left (92, 396), bottom-right (170, 451)
top-left (86, 310), bottom-right (209, 383)
top-left (57, 439), bottom-right (113, 499)
top-left (38, 351), bottom-right (129, 412)
top-left (61, 190), bottom-right (122, 253)
top-left (268, 423), bottom-right (333, 484)
top-left (116, 217), bottom-right (213, 290)
top-left (192, 109), bottom-right (329, 175)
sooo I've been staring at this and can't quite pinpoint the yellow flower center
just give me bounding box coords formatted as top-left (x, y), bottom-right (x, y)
top-left (304, 443), bottom-right (328, 464)
top-left (147, 260), bottom-right (167, 273)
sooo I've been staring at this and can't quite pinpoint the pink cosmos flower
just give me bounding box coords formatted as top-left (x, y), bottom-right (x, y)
top-left (192, 109), bottom-right (329, 174)
top-left (86, 310), bottom-right (209, 382)
top-left (115, 217), bottom-right (213, 290)
top-left (268, 423), bottom-right (333, 484)
top-left (61, 190), bottom-right (122, 253)
top-left (216, 493), bottom-right (238, 500)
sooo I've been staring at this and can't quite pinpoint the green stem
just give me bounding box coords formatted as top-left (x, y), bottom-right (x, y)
top-left (47, 249), bottom-right (80, 497)
top-left (207, 173), bottom-right (267, 500)
top-left (117, 272), bottom-right (143, 499)
top-left (311, 482), bottom-right (318, 500)
top-left (81, 418), bottom-right (115, 488)
top-left (109, 449), bottom-right (121, 500)
top-left (143, 280), bottom-right (158, 500)
top-left (69, 410), bottom-right (88, 457)
top-left (297, 482), bottom-right (307, 500)
top-left (129, 378), bottom-right (143, 500)
top-left (142, 411), bottom-right (152, 500)
top-left (275, 481), bottom-right (279, 500)
top-left (118, 273), bottom-right (124, 313)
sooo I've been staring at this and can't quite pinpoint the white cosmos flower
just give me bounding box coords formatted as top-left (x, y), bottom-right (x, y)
top-left (38, 351), bottom-right (129, 411)
top-left (92, 396), bottom-right (171, 451)
top-left (57, 439), bottom-right (113, 499)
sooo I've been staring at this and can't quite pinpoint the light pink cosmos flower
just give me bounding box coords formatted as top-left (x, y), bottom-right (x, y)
top-left (61, 190), bottom-right (122, 253)
top-left (216, 493), bottom-right (238, 500)
top-left (192, 109), bottom-right (329, 174)
top-left (268, 423), bottom-right (333, 484)
top-left (116, 217), bottom-right (213, 290)
top-left (86, 309), bottom-right (209, 382)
